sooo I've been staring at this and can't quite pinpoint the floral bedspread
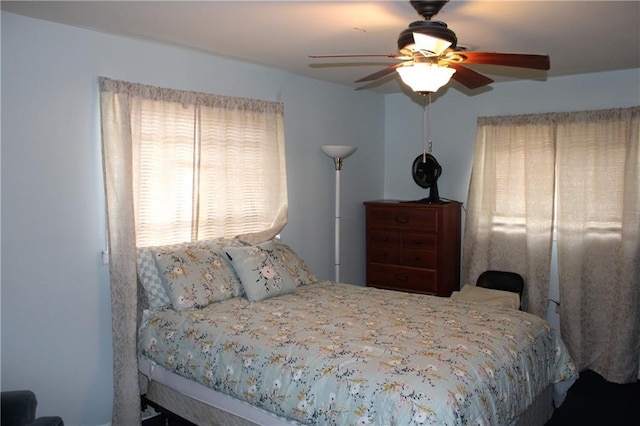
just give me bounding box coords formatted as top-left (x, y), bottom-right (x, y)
top-left (139, 281), bottom-right (576, 425)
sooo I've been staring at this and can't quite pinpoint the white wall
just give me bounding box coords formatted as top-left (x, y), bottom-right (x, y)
top-left (0, 12), bottom-right (384, 425)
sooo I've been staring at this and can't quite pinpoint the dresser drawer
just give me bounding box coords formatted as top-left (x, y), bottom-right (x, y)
top-left (368, 246), bottom-right (402, 264)
top-left (367, 264), bottom-right (437, 294)
top-left (402, 249), bottom-right (437, 269)
top-left (368, 230), bottom-right (401, 246)
top-left (367, 206), bottom-right (438, 232)
top-left (403, 232), bottom-right (437, 250)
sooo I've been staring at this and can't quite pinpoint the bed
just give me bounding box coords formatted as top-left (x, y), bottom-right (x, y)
top-left (137, 237), bottom-right (576, 425)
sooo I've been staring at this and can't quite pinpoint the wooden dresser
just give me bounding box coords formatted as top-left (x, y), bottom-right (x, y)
top-left (364, 200), bottom-right (461, 296)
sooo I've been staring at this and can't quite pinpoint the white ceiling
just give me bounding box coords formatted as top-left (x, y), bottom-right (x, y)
top-left (3, 1), bottom-right (639, 94)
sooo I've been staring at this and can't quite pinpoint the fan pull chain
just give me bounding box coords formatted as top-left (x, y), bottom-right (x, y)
top-left (422, 101), bottom-right (427, 160)
top-left (428, 92), bottom-right (433, 154)
top-left (422, 92), bottom-right (433, 161)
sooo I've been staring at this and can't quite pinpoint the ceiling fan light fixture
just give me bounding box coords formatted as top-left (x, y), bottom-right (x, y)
top-left (397, 63), bottom-right (456, 93)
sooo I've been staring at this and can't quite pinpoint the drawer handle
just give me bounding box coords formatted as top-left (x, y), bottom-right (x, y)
top-left (394, 216), bottom-right (409, 224)
top-left (394, 274), bottom-right (409, 281)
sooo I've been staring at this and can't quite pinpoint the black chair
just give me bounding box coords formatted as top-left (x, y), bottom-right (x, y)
top-left (1, 390), bottom-right (64, 426)
top-left (476, 270), bottom-right (525, 310)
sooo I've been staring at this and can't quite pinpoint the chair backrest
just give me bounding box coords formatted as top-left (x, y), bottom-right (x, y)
top-left (476, 270), bottom-right (525, 309)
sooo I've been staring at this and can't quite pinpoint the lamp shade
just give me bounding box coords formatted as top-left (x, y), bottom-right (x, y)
top-left (321, 145), bottom-right (358, 159)
top-left (397, 64), bottom-right (456, 93)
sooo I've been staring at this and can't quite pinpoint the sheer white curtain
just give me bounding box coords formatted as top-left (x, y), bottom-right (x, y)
top-left (463, 115), bottom-right (556, 317)
top-left (99, 77), bottom-right (287, 424)
top-left (463, 106), bottom-right (640, 384)
top-left (555, 107), bottom-right (640, 383)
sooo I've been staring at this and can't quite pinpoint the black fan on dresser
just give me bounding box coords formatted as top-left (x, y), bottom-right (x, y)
top-left (412, 153), bottom-right (442, 203)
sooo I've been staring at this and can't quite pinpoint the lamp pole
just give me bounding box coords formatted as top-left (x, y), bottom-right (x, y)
top-left (321, 145), bottom-right (357, 282)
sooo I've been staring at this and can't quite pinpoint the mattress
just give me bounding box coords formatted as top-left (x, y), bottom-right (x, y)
top-left (138, 281), bottom-right (576, 425)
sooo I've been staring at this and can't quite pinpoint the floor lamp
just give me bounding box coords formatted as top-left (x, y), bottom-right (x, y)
top-left (321, 145), bottom-right (357, 282)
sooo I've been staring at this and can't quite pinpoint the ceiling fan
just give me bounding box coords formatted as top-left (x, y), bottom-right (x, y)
top-left (310, 0), bottom-right (550, 93)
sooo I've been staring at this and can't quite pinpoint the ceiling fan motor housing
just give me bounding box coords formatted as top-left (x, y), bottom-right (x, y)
top-left (410, 1), bottom-right (449, 20)
top-left (398, 20), bottom-right (458, 52)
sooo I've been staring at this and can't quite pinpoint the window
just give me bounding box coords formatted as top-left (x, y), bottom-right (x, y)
top-left (102, 78), bottom-right (288, 247)
top-left (463, 107), bottom-right (639, 383)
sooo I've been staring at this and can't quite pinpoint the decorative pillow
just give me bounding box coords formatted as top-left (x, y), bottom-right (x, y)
top-left (137, 246), bottom-right (175, 309)
top-left (137, 237), bottom-right (247, 309)
top-left (225, 240), bottom-right (297, 302)
top-left (209, 237), bottom-right (249, 297)
top-left (272, 239), bottom-right (318, 286)
top-left (152, 245), bottom-right (238, 311)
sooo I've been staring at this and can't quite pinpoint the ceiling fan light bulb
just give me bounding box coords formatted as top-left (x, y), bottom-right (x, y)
top-left (397, 64), bottom-right (456, 93)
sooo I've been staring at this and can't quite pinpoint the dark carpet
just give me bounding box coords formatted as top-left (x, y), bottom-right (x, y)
top-left (545, 369), bottom-right (640, 425)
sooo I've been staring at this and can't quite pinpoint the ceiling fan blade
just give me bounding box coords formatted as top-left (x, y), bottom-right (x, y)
top-left (355, 63), bottom-right (405, 83)
top-left (309, 53), bottom-right (404, 59)
top-left (448, 63), bottom-right (494, 89)
top-left (461, 52), bottom-right (550, 70)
